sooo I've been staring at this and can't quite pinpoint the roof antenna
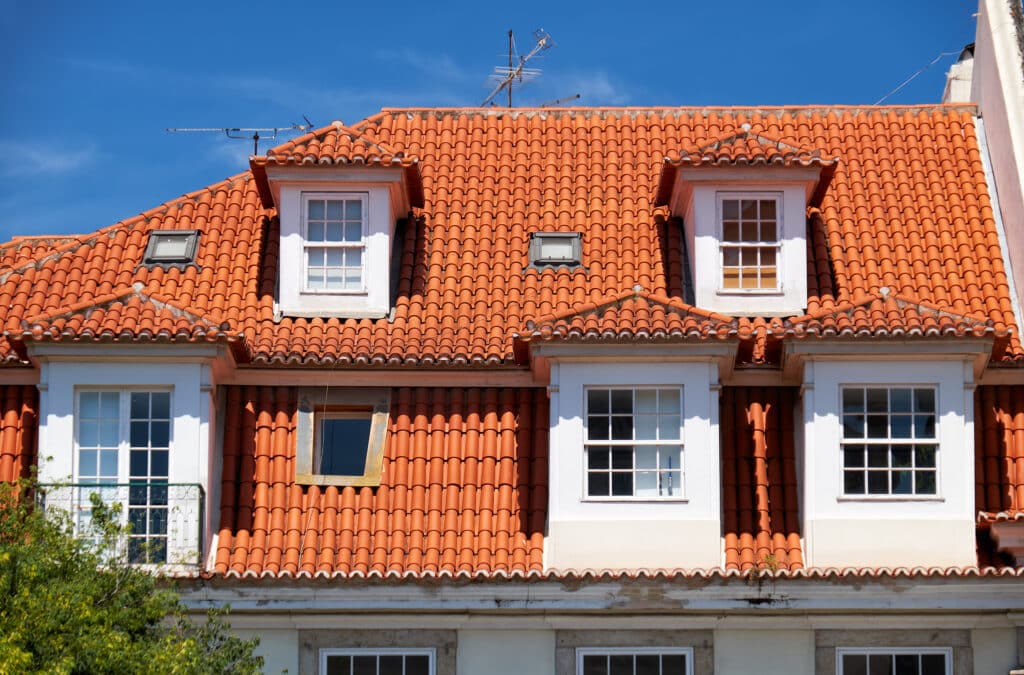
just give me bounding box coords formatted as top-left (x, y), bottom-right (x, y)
top-left (481, 29), bottom-right (554, 108)
top-left (165, 119), bottom-right (314, 155)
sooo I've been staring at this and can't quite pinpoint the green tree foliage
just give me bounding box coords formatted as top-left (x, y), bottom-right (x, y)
top-left (0, 480), bottom-right (262, 674)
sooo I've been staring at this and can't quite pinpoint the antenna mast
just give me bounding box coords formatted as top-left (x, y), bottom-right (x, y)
top-left (481, 29), bottom-right (554, 107)
top-left (165, 119), bottom-right (313, 155)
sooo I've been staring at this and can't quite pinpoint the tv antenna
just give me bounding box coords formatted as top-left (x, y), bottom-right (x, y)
top-left (166, 117), bottom-right (314, 155)
top-left (481, 29), bottom-right (554, 107)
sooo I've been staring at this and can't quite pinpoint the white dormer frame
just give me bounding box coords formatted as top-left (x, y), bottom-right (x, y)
top-left (267, 166), bottom-right (412, 319)
top-left (667, 166), bottom-right (817, 316)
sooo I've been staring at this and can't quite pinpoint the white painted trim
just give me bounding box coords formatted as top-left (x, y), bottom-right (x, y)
top-left (835, 647), bottom-right (952, 675)
top-left (319, 647), bottom-right (436, 675)
top-left (975, 116), bottom-right (1024, 337)
top-left (575, 647), bottom-right (694, 675)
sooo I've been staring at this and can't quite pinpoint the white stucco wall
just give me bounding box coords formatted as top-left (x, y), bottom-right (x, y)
top-left (546, 359), bottom-right (722, 570)
top-left (801, 358), bottom-right (977, 568)
top-left (457, 630), bottom-right (555, 675)
top-left (714, 629), bottom-right (814, 675)
top-left (234, 628), bottom-right (299, 675)
top-left (973, 0), bottom-right (1024, 313)
top-left (972, 627), bottom-right (1018, 675)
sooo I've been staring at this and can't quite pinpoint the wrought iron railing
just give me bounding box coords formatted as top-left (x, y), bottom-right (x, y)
top-left (38, 482), bottom-right (205, 569)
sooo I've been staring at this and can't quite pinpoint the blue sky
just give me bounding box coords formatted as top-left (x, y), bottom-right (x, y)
top-left (0, 1), bottom-right (977, 241)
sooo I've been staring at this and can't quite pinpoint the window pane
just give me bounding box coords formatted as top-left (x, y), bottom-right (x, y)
top-left (611, 449), bottom-right (633, 469)
top-left (308, 222), bottom-right (324, 241)
top-left (867, 415), bottom-right (888, 438)
top-left (326, 200), bottom-right (344, 221)
top-left (635, 471), bottom-right (658, 497)
top-left (151, 450), bottom-right (168, 477)
top-left (842, 389), bottom-right (863, 413)
top-left (609, 654), bottom-right (632, 675)
top-left (659, 415), bottom-right (681, 441)
top-left (588, 472), bottom-right (610, 496)
top-left (891, 447), bottom-right (911, 467)
top-left (100, 420), bottom-right (119, 447)
top-left (915, 471), bottom-right (937, 494)
top-left (891, 388), bottom-right (912, 412)
top-left (759, 199), bottom-right (776, 219)
top-left (352, 655), bottom-right (376, 675)
top-left (914, 415), bottom-right (936, 438)
top-left (635, 447), bottom-right (658, 469)
top-left (405, 655), bottom-right (430, 675)
top-left (379, 655), bottom-right (403, 675)
top-left (891, 415), bottom-right (912, 439)
top-left (741, 199), bottom-right (757, 218)
top-left (611, 416), bottom-right (633, 440)
top-left (635, 654), bottom-right (660, 675)
top-left (79, 422), bottom-right (99, 448)
top-left (345, 200), bottom-right (362, 221)
top-left (80, 392), bottom-right (100, 418)
top-left (130, 392), bottom-right (149, 419)
top-left (582, 655), bottom-right (608, 675)
top-left (307, 200), bottom-right (325, 220)
top-left (80, 450), bottom-right (98, 476)
top-left (920, 654), bottom-right (946, 675)
top-left (866, 388), bottom-right (888, 412)
top-left (844, 471), bottom-right (865, 494)
top-left (659, 389), bottom-right (680, 413)
top-left (325, 655), bottom-right (351, 675)
top-left (100, 392), bottom-right (119, 417)
top-left (98, 450), bottom-right (117, 477)
top-left (150, 421), bottom-right (170, 448)
top-left (636, 389), bottom-right (658, 413)
top-left (842, 654), bottom-right (868, 675)
top-left (326, 249), bottom-right (343, 266)
top-left (761, 221), bottom-right (777, 241)
top-left (869, 654), bottom-right (893, 675)
top-left (664, 470), bottom-right (682, 496)
top-left (327, 222), bottom-right (343, 241)
top-left (635, 414), bottom-right (657, 440)
top-left (915, 446), bottom-right (936, 468)
top-left (588, 447), bottom-right (609, 469)
top-left (319, 417), bottom-right (372, 475)
top-left (723, 221), bottom-right (740, 240)
top-left (722, 199), bottom-right (739, 219)
top-left (843, 414), bottom-right (865, 438)
top-left (915, 388), bottom-right (935, 412)
top-left (892, 471), bottom-right (912, 494)
top-left (893, 654), bottom-right (917, 674)
top-left (610, 390), bottom-right (632, 414)
top-left (588, 390), bottom-right (609, 414)
top-left (868, 471), bottom-right (889, 494)
top-left (661, 654), bottom-right (687, 674)
top-left (611, 472), bottom-right (633, 496)
top-left (844, 446), bottom-right (865, 467)
top-left (867, 447), bottom-right (889, 467)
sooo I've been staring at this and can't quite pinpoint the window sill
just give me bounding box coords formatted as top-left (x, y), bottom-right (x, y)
top-left (715, 288), bottom-right (783, 296)
top-left (295, 472), bottom-right (382, 487)
top-left (580, 497), bottom-right (690, 504)
top-left (300, 289), bottom-right (369, 296)
top-left (836, 495), bottom-right (944, 503)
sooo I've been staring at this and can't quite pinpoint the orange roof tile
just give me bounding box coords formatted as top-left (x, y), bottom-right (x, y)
top-left (516, 289), bottom-right (737, 344)
top-left (0, 105), bottom-right (1019, 369)
top-left (215, 386), bottom-right (547, 577)
top-left (0, 385), bottom-right (36, 484)
top-left (673, 125), bottom-right (836, 168)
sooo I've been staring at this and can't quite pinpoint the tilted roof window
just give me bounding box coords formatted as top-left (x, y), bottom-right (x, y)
top-left (142, 230), bottom-right (199, 266)
top-left (529, 232), bottom-right (582, 267)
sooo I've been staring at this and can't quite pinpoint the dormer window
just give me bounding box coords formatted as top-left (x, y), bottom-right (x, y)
top-left (719, 194), bottom-right (780, 291)
top-left (655, 126), bottom-right (836, 316)
top-left (250, 121), bottom-right (424, 319)
top-left (303, 194), bottom-right (366, 293)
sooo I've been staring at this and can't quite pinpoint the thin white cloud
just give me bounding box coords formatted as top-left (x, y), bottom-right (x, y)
top-left (0, 140), bottom-right (96, 177)
top-left (373, 48), bottom-right (472, 83)
top-left (555, 71), bottom-right (632, 106)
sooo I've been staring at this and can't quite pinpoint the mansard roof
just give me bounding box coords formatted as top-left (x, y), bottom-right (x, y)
top-left (0, 105), bottom-right (1020, 369)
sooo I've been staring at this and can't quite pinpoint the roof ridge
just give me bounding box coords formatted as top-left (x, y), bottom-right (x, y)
top-left (263, 120), bottom-right (405, 161)
top-left (0, 172), bottom-right (254, 281)
top-left (375, 103), bottom-right (979, 116)
top-left (791, 287), bottom-right (995, 327)
top-left (21, 283), bottom-right (228, 330)
top-left (523, 288), bottom-right (735, 332)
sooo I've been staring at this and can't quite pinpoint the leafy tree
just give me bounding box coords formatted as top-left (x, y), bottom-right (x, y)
top-left (0, 479), bottom-right (262, 674)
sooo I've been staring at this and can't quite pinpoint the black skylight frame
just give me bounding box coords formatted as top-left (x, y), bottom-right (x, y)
top-left (141, 230), bottom-right (200, 267)
top-left (528, 231), bottom-right (583, 268)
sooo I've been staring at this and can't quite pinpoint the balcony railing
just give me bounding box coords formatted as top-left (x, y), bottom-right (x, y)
top-left (38, 482), bottom-right (205, 570)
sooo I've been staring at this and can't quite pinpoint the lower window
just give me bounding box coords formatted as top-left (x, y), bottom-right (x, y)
top-left (321, 649), bottom-right (434, 675)
top-left (837, 649), bottom-right (950, 675)
top-left (577, 648), bottom-right (692, 675)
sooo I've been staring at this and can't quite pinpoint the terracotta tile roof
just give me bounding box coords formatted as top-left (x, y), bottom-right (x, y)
top-left (515, 289), bottom-right (737, 345)
top-left (0, 385), bottom-right (36, 484)
top-left (721, 387), bottom-right (804, 572)
top-left (0, 236), bottom-right (82, 271)
top-left (976, 386), bottom-right (1024, 517)
top-left (777, 287), bottom-right (1008, 346)
top-left (1, 105), bottom-right (1020, 368)
top-left (672, 126), bottom-right (837, 168)
top-left (215, 386), bottom-right (547, 577)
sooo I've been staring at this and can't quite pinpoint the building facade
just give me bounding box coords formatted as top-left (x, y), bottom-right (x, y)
top-left (2, 103), bottom-right (1024, 674)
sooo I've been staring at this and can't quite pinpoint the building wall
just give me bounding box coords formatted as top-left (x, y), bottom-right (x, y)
top-left (713, 630), bottom-right (814, 675)
top-left (457, 630), bottom-right (555, 675)
top-left (973, 0), bottom-right (1024, 313)
top-left (972, 628), bottom-right (1018, 675)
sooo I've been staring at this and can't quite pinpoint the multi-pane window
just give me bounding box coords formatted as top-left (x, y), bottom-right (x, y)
top-left (585, 388), bottom-right (683, 499)
top-left (719, 195), bottom-right (779, 290)
top-left (77, 390), bottom-right (171, 563)
top-left (837, 649), bottom-right (950, 675)
top-left (841, 387), bottom-right (937, 496)
top-left (321, 649), bottom-right (433, 675)
top-left (577, 648), bottom-right (692, 675)
top-left (304, 194), bottom-right (366, 292)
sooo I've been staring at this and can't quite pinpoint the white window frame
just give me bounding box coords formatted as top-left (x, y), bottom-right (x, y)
top-left (301, 192), bottom-right (368, 295)
top-left (319, 648), bottom-right (436, 675)
top-left (838, 385), bottom-right (940, 499)
top-left (73, 387), bottom-right (173, 562)
top-left (835, 647), bottom-right (952, 675)
top-left (582, 386), bottom-right (685, 501)
top-left (575, 647), bottom-right (694, 675)
top-left (716, 191), bottom-right (782, 294)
